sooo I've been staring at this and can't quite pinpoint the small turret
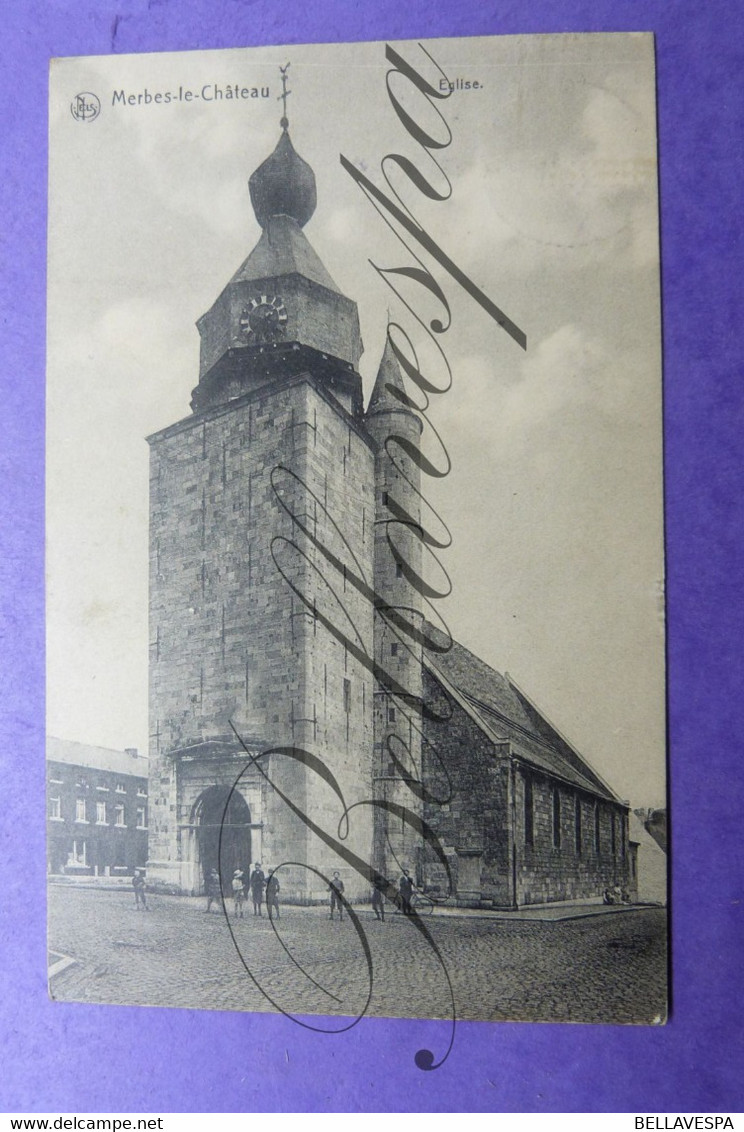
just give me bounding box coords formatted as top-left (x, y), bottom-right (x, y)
top-left (367, 335), bottom-right (415, 418)
top-left (365, 334), bottom-right (425, 880)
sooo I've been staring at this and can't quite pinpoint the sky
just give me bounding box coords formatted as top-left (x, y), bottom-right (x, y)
top-left (47, 33), bottom-right (665, 807)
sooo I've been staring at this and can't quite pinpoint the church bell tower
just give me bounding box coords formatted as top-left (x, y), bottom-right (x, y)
top-left (146, 78), bottom-right (376, 900)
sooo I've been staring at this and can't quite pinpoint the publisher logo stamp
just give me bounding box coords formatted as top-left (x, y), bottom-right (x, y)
top-left (71, 92), bottom-right (101, 123)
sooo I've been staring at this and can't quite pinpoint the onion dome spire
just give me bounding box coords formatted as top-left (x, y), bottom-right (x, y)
top-left (248, 63), bottom-right (317, 229)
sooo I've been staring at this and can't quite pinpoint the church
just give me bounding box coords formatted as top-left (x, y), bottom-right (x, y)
top-left (145, 106), bottom-right (633, 910)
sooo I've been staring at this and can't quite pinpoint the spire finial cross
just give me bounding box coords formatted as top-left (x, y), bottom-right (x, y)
top-left (279, 62), bottom-right (291, 130)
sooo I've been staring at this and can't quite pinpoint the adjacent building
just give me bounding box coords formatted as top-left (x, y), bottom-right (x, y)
top-left (47, 737), bottom-right (148, 877)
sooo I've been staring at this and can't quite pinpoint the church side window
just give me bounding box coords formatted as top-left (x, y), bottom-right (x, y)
top-left (594, 802), bottom-right (601, 855)
top-left (343, 678), bottom-right (351, 714)
top-left (575, 796), bottom-right (582, 855)
top-left (552, 788), bottom-right (561, 849)
top-left (611, 812), bottom-right (617, 859)
top-left (524, 776), bottom-right (534, 847)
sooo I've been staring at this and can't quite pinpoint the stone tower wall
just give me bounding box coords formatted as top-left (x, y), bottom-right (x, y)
top-left (147, 377), bottom-right (373, 898)
top-left (288, 381), bottom-right (376, 901)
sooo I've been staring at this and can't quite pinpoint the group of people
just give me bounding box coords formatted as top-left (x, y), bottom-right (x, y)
top-left (330, 869), bottom-right (416, 922)
top-left (206, 863), bottom-right (281, 920)
top-left (603, 885), bottom-right (632, 906)
top-left (135, 864), bottom-right (420, 920)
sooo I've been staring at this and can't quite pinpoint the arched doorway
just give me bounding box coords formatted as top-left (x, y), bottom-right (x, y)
top-left (193, 786), bottom-right (252, 891)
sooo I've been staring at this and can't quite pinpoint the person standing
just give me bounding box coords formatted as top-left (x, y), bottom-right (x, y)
top-left (132, 868), bottom-right (147, 911)
top-left (265, 870), bottom-right (280, 919)
top-left (250, 862), bottom-right (266, 917)
top-left (206, 868), bottom-right (222, 914)
top-left (231, 869), bottom-right (245, 919)
top-left (371, 882), bottom-right (385, 921)
top-left (329, 871), bottom-right (345, 921)
top-left (399, 870), bottom-right (414, 916)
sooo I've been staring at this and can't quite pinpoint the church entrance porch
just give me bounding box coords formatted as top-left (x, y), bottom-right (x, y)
top-left (180, 784), bottom-right (261, 895)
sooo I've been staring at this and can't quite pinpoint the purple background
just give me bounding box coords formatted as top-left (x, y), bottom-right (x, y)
top-left (1, 0), bottom-right (742, 1113)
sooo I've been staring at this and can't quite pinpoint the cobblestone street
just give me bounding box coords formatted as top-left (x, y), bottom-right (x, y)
top-left (49, 887), bottom-right (667, 1025)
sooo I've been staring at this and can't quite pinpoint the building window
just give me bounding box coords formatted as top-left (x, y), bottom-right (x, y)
top-left (69, 840), bottom-right (87, 867)
top-left (96, 801), bottom-right (107, 825)
top-left (381, 491), bottom-right (389, 506)
top-left (594, 802), bottom-right (601, 855)
top-left (114, 804), bottom-right (126, 827)
top-left (390, 643), bottom-right (398, 656)
top-left (388, 706), bottom-right (396, 723)
top-left (49, 797), bottom-right (63, 821)
top-left (621, 814), bottom-right (627, 859)
top-left (96, 784), bottom-right (109, 793)
top-left (395, 562), bottom-right (403, 577)
top-left (343, 678), bottom-right (351, 714)
top-left (115, 781), bottom-right (127, 794)
top-left (75, 776), bottom-right (88, 790)
top-left (524, 777), bottom-right (534, 847)
top-left (552, 788), bottom-right (561, 849)
top-left (136, 806), bottom-right (147, 830)
top-left (575, 796), bottom-right (582, 855)
top-left (137, 787), bottom-right (148, 798)
top-left (611, 812), bottom-right (617, 858)
top-left (75, 798), bottom-right (88, 824)
top-left (49, 777), bottom-right (63, 786)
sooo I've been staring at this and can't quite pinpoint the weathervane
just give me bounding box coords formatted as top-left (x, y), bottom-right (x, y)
top-left (279, 62), bottom-right (291, 130)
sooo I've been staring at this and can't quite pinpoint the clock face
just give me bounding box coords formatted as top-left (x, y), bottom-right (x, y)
top-left (239, 294), bottom-right (288, 343)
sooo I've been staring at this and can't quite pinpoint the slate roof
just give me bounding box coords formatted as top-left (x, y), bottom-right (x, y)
top-left (424, 632), bottom-right (622, 803)
top-left (47, 736), bottom-right (148, 780)
top-left (367, 335), bottom-right (410, 416)
top-left (229, 214), bottom-right (339, 293)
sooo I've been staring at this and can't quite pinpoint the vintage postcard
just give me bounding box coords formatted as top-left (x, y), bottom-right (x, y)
top-left (46, 33), bottom-right (666, 1051)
